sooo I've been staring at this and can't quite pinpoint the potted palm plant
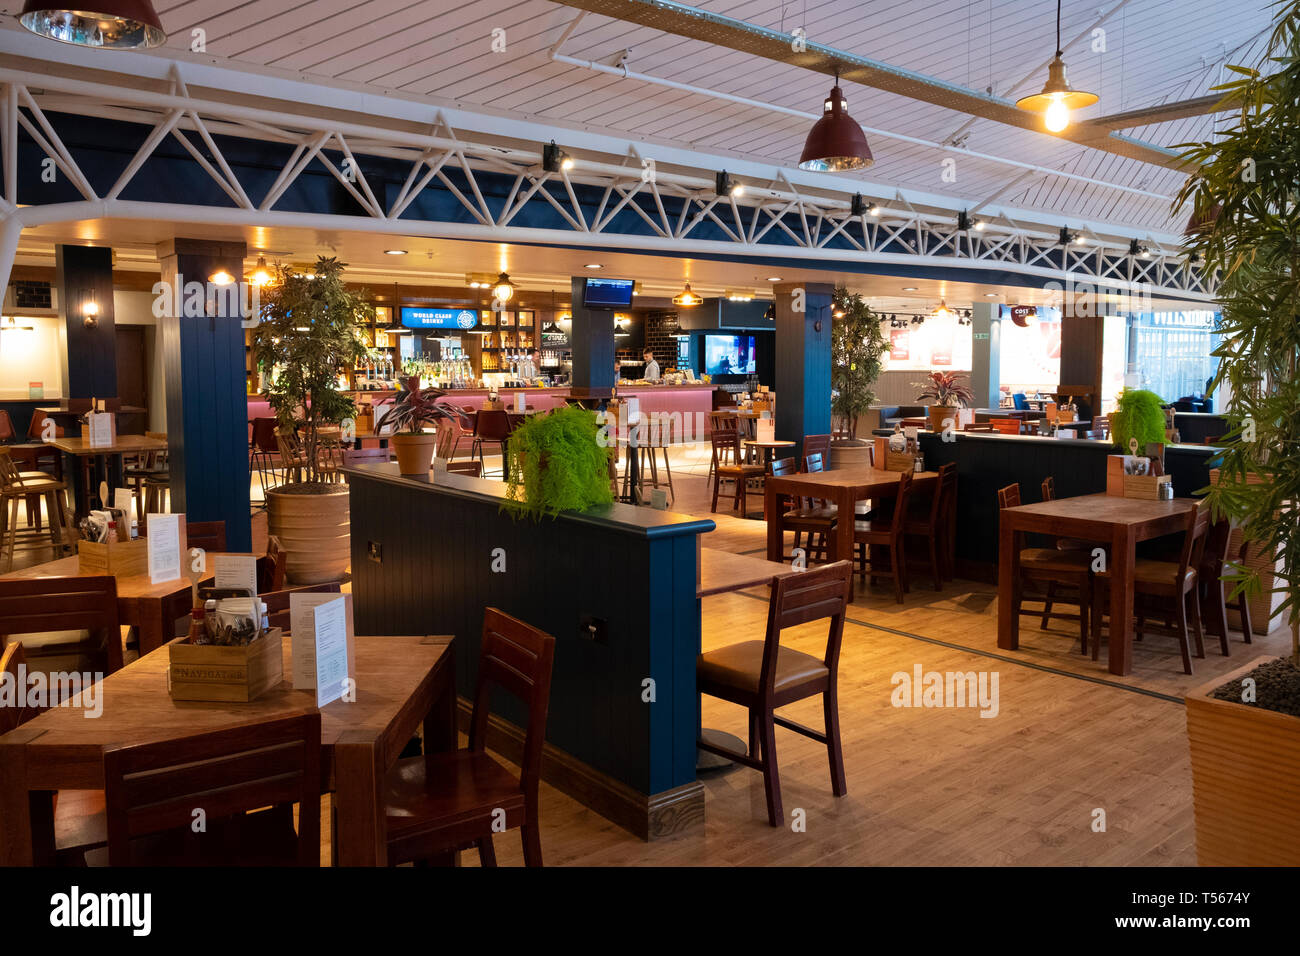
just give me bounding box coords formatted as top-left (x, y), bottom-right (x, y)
top-left (914, 371), bottom-right (974, 433)
top-left (250, 257), bottom-right (369, 584)
top-left (503, 406), bottom-right (614, 519)
top-left (1174, 0), bottom-right (1300, 865)
top-left (829, 287), bottom-right (887, 468)
top-left (378, 378), bottom-right (465, 475)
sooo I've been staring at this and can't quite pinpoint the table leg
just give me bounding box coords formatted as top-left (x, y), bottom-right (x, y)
top-left (334, 732), bottom-right (387, 867)
top-left (1108, 526), bottom-right (1136, 676)
top-left (137, 608), bottom-right (168, 657)
top-left (765, 485), bottom-right (783, 561)
top-left (0, 742), bottom-right (32, 865)
top-left (998, 511), bottom-right (1018, 650)
top-left (835, 488), bottom-right (855, 563)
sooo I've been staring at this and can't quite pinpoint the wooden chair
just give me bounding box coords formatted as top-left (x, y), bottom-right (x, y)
top-left (802, 434), bottom-right (831, 468)
top-left (904, 464), bottom-right (953, 591)
top-left (936, 462), bottom-right (959, 581)
top-left (1092, 415), bottom-right (1110, 439)
top-left (1091, 504), bottom-right (1210, 674)
top-left (341, 446), bottom-right (393, 470)
top-left (1041, 476), bottom-right (1090, 553)
top-left (472, 409), bottom-right (512, 477)
top-left (274, 429), bottom-right (309, 485)
top-left (446, 460), bottom-right (483, 476)
top-left (125, 432), bottom-right (169, 521)
top-left (257, 535), bottom-right (288, 595)
top-left (770, 457), bottom-right (833, 563)
top-left (186, 520), bottom-right (226, 553)
top-left (696, 560), bottom-right (853, 827)
top-left (963, 423), bottom-right (995, 433)
top-left (708, 412), bottom-right (739, 481)
top-left (0, 638), bottom-right (37, 735)
top-left (0, 575), bottom-right (124, 675)
top-left (260, 582), bottom-right (342, 632)
top-left (383, 609), bottom-right (555, 866)
top-left (1198, 517), bottom-right (1245, 656)
top-left (0, 449), bottom-right (70, 571)
top-left (989, 418), bottom-right (1024, 435)
top-left (136, 431), bottom-right (171, 513)
top-left (854, 470), bottom-right (914, 603)
top-left (435, 416), bottom-right (471, 461)
top-left (96, 712), bottom-right (321, 866)
top-left (710, 429), bottom-right (764, 516)
top-left (997, 483), bottom-right (1092, 652)
top-left (249, 417), bottom-right (281, 498)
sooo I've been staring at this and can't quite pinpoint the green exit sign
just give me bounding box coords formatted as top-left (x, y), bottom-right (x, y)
top-left (973, 332), bottom-right (990, 340)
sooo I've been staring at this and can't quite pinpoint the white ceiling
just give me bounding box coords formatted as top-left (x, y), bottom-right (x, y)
top-left (68, 0), bottom-right (1271, 236)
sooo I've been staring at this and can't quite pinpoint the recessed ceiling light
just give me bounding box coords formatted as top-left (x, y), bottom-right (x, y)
top-left (902, 286), bottom-right (918, 292)
top-left (384, 249), bottom-right (407, 256)
top-left (984, 292), bottom-right (1000, 297)
top-left (584, 263), bottom-right (602, 269)
top-left (766, 276), bottom-right (782, 282)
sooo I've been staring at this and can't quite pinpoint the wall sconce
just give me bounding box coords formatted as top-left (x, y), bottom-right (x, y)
top-left (82, 298), bottom-right (99, 330)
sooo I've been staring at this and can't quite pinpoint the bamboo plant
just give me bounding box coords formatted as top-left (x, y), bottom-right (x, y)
top-left (1175, 0), bottom-right (1300, 663)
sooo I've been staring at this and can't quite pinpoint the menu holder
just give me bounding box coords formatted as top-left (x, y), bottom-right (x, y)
top-left (168, 627), bottom-right (284, 703)
top-left (87, 408), bottom-right (116, 448)
top-left (146, 513), bottom-right (188, 584)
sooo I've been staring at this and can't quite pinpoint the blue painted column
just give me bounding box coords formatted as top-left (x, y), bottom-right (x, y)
top-left (774, 281), bottom-right (832, 460)
top-left (156, 238), bottom-right (251, 552)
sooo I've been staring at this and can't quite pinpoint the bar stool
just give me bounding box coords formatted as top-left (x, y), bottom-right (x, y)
top-left (0, 449), bottom-right (70, 572)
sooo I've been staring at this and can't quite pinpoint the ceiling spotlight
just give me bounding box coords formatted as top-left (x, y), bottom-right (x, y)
top-left (766, 276), bottom-right (783, 282)
top-left (543, 140), bottom-right (574, 173)
top-left (902, 286), bottom-right (918, 292)
top-left (715, 171), bottom-right (743, 197)
top-left (763, 303), bottom-right (775, 321)
top-left (19, 0), bottom-right (167, 49)
top-left (799, 72), bottom-right (874, 171)
top-left (957, 211), bottom-right (972, 232)
top-left (672, 282), bottom-right (703, 307)
top-left (973, 218), bottom-right (986, 231)
top-left (249, 256), bottom-right (272, 287)
top-left (868, 204), bottom-right (881, 217)
top-left (1015, 0), bottom-right (1099, 132)
top-left (1075, 233), bottom-right (1087, 245)
top-left (725, 290), bottom-right (754, 302)
top-left (584, 263), bottom-right (602, 269)
top-left (1059, 227), bottom-right (1075, 245)
top-left (851, 194), bottom-right (868, 217)
top-left (984, 292), bottom-right (1000, 297)
top-left (208, 269), bottom-right (235, 286)
top-left (384, 249), bottom-right (407, 256)
top-left (491, 272), bottom-right (515, 303)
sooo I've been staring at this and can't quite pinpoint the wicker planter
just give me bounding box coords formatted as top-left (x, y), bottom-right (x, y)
top-left (390, 432), bottom-right (437, 477)
top-left (266, 484), bottom-right (350, 586)
top-left (927, 405), bottom-right (959, 433)
top-left (1186, 656), bottom-right (1300, 866)
top-left (828, 439), bottom-right (873, 471)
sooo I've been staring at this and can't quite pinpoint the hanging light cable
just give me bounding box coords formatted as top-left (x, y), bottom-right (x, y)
top-left (1015, 0), bottom-right (1098, 133)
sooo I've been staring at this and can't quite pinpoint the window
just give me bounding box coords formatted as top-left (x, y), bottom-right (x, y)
top-left (1130, 312), bottom-right (1218, 404)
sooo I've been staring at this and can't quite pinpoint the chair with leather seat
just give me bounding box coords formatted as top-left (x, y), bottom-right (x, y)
top-left (998, 483), bottom-right (1093, 652)
top-left (904, 463), bottom-right (953, 591)
top-left (854, 470), bottom-right (914, 603)
top-left (0, 575), bottom-right (124, 677)
top-left (769, 457), bottom-right (833, 563)
top-left (710, 429), bottom-right (765, 516)
top-left (696, 560), bottom-right (853, 827)
top-left (96, 712), bottom-right (321, 866)
top-left (471, 409), bottom-right (512, 477)
top-left (1199, 520), bottom-right (1254, 651)
top-left (1091, 504), bottom-right (1210, 674)
top-left (383, 608), bottom-right (555, 866)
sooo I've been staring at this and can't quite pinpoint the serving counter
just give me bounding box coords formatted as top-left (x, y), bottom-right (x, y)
top-left (344, 462), bottom-right (715, 840)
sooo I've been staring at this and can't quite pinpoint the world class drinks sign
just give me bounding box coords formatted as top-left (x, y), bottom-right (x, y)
top-left (400, 307), bottom-right (478, 330)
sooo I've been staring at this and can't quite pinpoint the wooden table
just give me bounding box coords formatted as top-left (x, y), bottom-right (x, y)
top-left (998, 494), bottom-right (1199, 675)
top-left (765, 467), bottom-right (937, 564)
top-left (0, 552), bottom-right (249, 655)
top-left (0, 634), bottom-right (455, 866)
top-left (744, 438), bottom-right (796, 470)
top-left (47, 435), bottom-right (168, 516)
top-left (698, 546), bottom-right (799, 597)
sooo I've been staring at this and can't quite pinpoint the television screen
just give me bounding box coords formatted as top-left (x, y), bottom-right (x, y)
top-left (703, 334), bottom-right (757, 376)
top-left (582, 277), bottom-right (635, 309)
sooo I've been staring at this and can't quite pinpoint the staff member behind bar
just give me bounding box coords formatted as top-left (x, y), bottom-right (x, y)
top-left (642, 347), bottom-right (660, 382)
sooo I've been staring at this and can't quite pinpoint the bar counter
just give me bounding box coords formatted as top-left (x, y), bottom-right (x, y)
top-left (344, 462), bottom-right (716, 840)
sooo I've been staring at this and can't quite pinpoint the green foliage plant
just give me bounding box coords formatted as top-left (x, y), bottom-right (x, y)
top-left (503, 405), bottom-right (614, 519)
top-left (1110, 389), bottom-right (1168, 454)
top-left (830, 287), bottom-right (887, 439)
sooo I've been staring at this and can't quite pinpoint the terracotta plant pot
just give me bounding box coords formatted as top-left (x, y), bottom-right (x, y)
top-left (829, 439), bottom-right (872, 471)
top-left (1186, 656), bottom-right (1300, 865)
top-left (927, 405), bottom-right (959, 433)
top-left (266, 484), bottom-right (350, 586)
top-left (390, 432), bottom-right (437, 476)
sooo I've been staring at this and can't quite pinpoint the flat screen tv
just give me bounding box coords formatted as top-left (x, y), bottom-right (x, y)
top-left (582, 277), bottom-right (635, 309)
top-left (703, 333), bottom-right (757, 376)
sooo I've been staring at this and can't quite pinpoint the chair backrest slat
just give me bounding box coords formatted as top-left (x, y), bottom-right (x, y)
top-left (186, 520), bottom-right (226, 554)
top-left (760, 562), bottom-right (852, 694)
top-left (260, 583), bottom-right (342, 632)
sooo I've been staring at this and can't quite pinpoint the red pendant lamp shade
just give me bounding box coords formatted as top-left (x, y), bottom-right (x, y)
top-left (799, 83), bottom-right (874, 172)
top-left (19, 0), bottom-right (166, 49)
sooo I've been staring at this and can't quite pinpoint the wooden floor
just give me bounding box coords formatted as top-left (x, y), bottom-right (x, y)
top-left (10, 448), bottom-right (1290, 866)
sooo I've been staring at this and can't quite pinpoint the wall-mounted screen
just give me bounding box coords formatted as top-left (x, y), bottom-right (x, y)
top-left (703, 333), bottom-right (757, 376)
top-left (582, 277), bottom-right (635, 309)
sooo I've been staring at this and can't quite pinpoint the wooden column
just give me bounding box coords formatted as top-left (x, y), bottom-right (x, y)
top-left (569, 276), bottom-right (615, 395)
top-left (1059, 313), bottom-right (1105, 420)
top-left (970, 301), bottom-right (1001, 409)
top-left (56, 245), bottom-right (117, 401)
top-left (773, 281), bottom-right (832, 460)
top-left (157, 238), bottom-right (251, 553)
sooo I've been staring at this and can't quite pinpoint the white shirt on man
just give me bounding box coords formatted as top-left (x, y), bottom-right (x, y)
top-left (643, 356), bottom-right (661, 381)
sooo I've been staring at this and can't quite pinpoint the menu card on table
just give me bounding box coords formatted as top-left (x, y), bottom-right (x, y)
top-left (213, 554), bottom-right (258, 593)
top-left (146, 513), bottom-right (183, 584)
top-left (289, 592), bottom-right (355, 694)
top-left (87, 411), bottom-right (114, 448)
top-left (305, 596), bottom-right (352, 707)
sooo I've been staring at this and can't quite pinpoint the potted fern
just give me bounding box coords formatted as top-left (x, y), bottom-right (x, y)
top-left (1109, 388), bottom-right (1168, 455)
top-left (503, 406), bottom-right (614, 519)
top-left (914, 371), bottom-right (974, 433)
top-left (1174, 0), bottom-right (1300, 866)
top-left (250, 257), bottom-right (368, 584)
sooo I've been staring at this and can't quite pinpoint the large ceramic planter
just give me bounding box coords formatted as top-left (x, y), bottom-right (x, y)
top-left (1185, 656), bottom-right (1300, 865)
top-left (266, 484), bottom-right (350, 585)
top-left (829, 439), bottom-right (873, 471)
top-left (390, 432), bottom-right (437, 476)
top-left (928, 405), bottom-right (959, 433)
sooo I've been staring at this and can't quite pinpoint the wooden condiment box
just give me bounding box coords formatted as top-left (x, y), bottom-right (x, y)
top-left (1122, 474), bottom-right (1171, 499)
top-left (872, 437), bottom-right (915, 472)
top-left (77, 536), bottom-right (148, 577)
top-left (168, 628), bottom-right (285, 703)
